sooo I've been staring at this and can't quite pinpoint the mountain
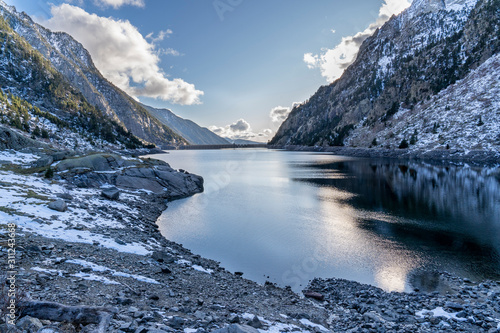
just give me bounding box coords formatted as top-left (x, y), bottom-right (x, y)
top-left (271, 0), bottom-right (500, 152)
top-left (0, 14), bottom-right (146, 151)
top-left (141, 104), bottom-right (229, 145)
top-left (225, 138), bottom-right (262, 145)
top-left (0, 1), bottom-right (187, 148)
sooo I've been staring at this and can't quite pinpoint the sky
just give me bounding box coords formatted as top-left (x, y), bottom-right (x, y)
top-left (6, 0), bottom-right (411, 142)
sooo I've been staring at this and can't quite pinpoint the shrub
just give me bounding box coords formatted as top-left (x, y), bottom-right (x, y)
top-left (44, 167), bottom-right (54, 179)
top-left (399, 138), bottom-right (409, 149)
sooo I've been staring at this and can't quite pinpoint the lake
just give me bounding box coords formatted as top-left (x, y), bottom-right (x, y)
top-left (154, 149), bottom-right (500, 292)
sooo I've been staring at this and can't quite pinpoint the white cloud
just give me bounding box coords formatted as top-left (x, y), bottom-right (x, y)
top-left (210, 119), bottom-right (272, 141)
top-left (93, 0), bottom-right (145, 9)
top-left (44, 4), bottom-right (203, 105)
top-left (305, 0), bottom-right (411, 82)
top-left (270, 106), bottom-right (291, 123)
top-left (162, 48), bottom-right (181, 56)
top-left (146, 29), bottom-right (173, 43)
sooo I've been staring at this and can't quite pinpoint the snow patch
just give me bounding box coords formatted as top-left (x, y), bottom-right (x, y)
top-left (192, 265), bottom-right (213, 274)
top-left (415, 307), bottom-right (467, 321)
top-left (299, 319), bottom-right (329, 332)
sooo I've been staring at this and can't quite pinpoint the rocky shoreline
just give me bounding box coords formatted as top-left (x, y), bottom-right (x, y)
top-left (0, 149), bottom-right (499, 332)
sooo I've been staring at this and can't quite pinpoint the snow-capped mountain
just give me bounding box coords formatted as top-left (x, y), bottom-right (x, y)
top-left (271, 0), bottom-right (499, 152)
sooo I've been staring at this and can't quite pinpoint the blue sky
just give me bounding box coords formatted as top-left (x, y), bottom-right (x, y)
top-left (7, 0), bottom-right (410, 141)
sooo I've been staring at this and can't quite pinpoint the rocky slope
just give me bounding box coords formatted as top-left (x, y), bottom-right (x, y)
top-left (142, 105), bottom-right (229, 145)
top-left (0, 0), bottom-right (188, 148)
top-left (271, 0), bottom-right (500, 153)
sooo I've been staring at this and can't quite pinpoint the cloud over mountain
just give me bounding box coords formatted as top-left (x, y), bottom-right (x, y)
top-left (44, 4), bottom-right (203, 105)
top-left (304, 0), bottom-right (411, 82)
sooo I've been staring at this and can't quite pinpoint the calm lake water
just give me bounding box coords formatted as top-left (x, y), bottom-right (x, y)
top-left (155, 149), bottom-right (500, 292)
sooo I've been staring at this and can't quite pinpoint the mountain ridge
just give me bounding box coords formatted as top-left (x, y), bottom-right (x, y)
top-left (271, 0), bottom-right (499, 153)
top-left (0, 1), bottom-right (188, 147)
top-left (141, 104), bottom-right (229, 145)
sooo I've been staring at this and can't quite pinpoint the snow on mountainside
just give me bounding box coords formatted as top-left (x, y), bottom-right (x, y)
top-left (0, 1), bottom-right (188, 148)
top-left (271, 0), bottom-right (499, 153)
top-left (141, 104), bottom-right (229, 145)
top-left (406, 0), bottom-right (478, 18)
top-left (347, 52), bottom-right (500, 151)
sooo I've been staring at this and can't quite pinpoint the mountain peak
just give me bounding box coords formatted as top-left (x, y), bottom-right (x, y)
top-left (407, 0), bottom-right (478, 18)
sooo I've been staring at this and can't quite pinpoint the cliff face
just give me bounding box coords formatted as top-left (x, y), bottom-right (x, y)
top-left (0, 1), bottom-right (187, 147)
top-left (271, 0), bottom-right (500, 151)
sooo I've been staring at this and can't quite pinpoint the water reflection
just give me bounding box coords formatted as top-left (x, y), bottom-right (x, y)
top-left (297, 160), bottom-right (500, 285)
top-left (156, 151), bottom-right (500, 293)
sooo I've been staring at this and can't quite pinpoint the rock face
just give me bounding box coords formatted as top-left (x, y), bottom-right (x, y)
top-left (0, 126), bottom-right (47, 150)
top-left (271, 0), bottom-right (500, 152)
top-left (55, 154), bottom-right (204, 199)
top-left (0, 2), bottom-right (187, 148)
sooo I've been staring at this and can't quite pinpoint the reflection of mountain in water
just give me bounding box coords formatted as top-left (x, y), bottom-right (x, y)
top-left (296, 160), bottom-right (500, 279)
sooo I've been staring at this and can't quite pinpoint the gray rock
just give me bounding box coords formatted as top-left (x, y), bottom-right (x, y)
top-left (56, 193), bottom-right (73, 201)
top-left (36, 329), bottom-right (63, 333)
top-left (114, 238), bottom-right (126, 245)
top-left (168, 317), bottom-right (185, 329)
top-left (51, 151), bottom-right (71, 162)
top-left (16, 316), bottom-right (43, 332)
top-left (32, 155), bottom-right (54, 168)
top-left (228, 314), bottom-right (240, 324)
top-left (211, 324), bottom-right (260, 333)
top-left (48, 200), bottom-right (67, 212)
top-left (0, 126), bottom-right (48, 150)
top-left (194, 311), bottom-right (206, 320)
top-left (246, 316), bottom-right (263, 329)
top-left (151, 251), bottom-right (175, 264)
top-left (134, 327), bottom-right (148, 333)
top-left (445, 301), bottom-right (464, 310)
top-left (101, 187), bottom-right (120, 200)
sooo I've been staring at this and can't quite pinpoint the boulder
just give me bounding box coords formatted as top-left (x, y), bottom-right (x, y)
top-left (51, 151), bottom-right (71, 162)
top-left (32, 155), bottom-right (53, 168)
top-left (246, 316), bottom-right (263, 329)
top-left (56, 153), bottom-right (204, 197)
top-left (101, 187), bottom-right (120, 200)
top-left (16, 316), bottom-right (43, 333)
top-left (211, 324), bottom-right (260, 333)
top-left (303, 291), bottom-right (325, 301)
top-left (48, 200), bottom-right (67, 212)
top-left (56, 193), bottom-right (73, 201)
top-left (151, 251), bottom-right (175, 264)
